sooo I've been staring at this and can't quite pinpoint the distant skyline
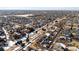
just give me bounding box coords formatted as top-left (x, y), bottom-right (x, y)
top-left (0, 7), bottom-right (79, 10)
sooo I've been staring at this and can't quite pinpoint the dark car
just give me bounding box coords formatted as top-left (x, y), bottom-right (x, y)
top-left (0, 31), bottom-right (5, 36)
top-left (0, 47), bottom-right (4, 51)
top-left (15, 40), bottom-right (22, 45)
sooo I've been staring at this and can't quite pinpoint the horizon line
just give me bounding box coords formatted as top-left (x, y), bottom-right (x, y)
top-left (0, 7), bottom-right (79, 10)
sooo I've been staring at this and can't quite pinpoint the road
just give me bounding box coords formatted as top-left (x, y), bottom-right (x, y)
top-left (6, 16), bottom-right (67, 51)
top-left (22, 17), bottom-right (67, 51)
top-left (49, 17), bottom-right (68, 50)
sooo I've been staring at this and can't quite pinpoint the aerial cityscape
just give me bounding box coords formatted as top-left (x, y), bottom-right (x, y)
top-left (0, 10), bottom-right (79, 51)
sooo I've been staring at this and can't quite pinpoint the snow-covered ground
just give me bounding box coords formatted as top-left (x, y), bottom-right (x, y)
top-left (13, 14), bottom-right (34, 17)
top-left (3, 41), bottom-right (15, 50)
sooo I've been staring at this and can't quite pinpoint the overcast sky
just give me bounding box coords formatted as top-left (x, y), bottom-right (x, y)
top-left (0, 7), bottom-right (79, 10)
top-left (0, 0), bottom-right (79, 10)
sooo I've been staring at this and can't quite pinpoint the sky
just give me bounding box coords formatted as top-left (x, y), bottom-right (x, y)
top-left (0, 0), bottom-right (79, 10)
top-left (0, 7), bottom-right (79, 10)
